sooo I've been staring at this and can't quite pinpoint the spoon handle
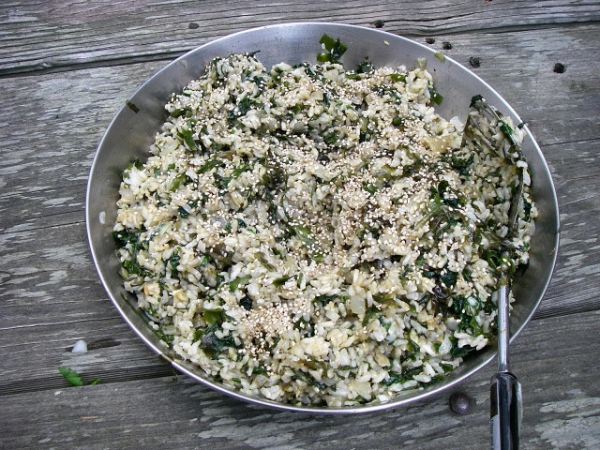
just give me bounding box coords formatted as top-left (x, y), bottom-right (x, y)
top-left (491, 284), bottom-right (522, 449)
top-left (490, 371), bottom-right (522, 450)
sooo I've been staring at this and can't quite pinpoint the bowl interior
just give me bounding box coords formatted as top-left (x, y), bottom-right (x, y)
top-left (86, 22), bottom-right (559, 413)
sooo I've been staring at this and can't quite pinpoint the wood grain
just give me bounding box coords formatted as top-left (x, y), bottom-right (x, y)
top-left (1, 1), bottom-right (599, 448)
top-left (1, 0), bottom-right (599, 75)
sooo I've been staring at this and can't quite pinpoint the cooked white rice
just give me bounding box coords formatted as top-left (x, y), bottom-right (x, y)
top-left (113, 52), bottom-right (536, 407)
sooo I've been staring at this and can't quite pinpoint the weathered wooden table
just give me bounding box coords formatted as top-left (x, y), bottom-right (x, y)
top-left (1, 1), bottom-right (599, 448)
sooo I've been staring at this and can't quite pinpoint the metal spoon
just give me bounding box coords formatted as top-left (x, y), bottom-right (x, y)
top-left (463, 97), bottom-right (524, 449)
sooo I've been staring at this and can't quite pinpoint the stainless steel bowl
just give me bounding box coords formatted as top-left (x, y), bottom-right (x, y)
top-left (86, 22), bottom-right (559, 413)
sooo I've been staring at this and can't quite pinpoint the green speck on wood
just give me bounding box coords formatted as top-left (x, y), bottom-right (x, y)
top-left (58, 366), bottom-right (83, 386)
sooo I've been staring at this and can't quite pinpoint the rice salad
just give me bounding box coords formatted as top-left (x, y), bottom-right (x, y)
top-left (113, 49), bottom-right (536, 407)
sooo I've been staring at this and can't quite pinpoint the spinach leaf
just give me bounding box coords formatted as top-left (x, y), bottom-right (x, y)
top-left (428, 88), bottom-right (444, 105)
top-left (229, 275), bottom-right (251, 292)
top-left (198, 323), bottom-right (237, 358)
top-left (381, 367), bottom-right (423, 386)
top-left (273, 276), bottom-right (291, 288)
top-left (317, 34), bottom-right (348, 64)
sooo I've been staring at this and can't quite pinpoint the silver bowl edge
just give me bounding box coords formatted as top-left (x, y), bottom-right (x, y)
top-left (86, 22), bottom-right (560, 414)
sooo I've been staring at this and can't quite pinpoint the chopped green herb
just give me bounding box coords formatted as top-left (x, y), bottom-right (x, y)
top-left (499, 121), bottom-right (514, 137)
top-left (197, 158), bottom-right (223, 174)
top-left (392, 116), bottom-right (404, 127)
top-left (390, 73), bottom-right (407, 83)
top-left (440, 270), bottom-right (458, 288)
top-left (125, 99), bottom-right (140, 113)
top-left (178, 206), bottom-right (190, 218)
top-left (273, 276), bottom-right (291, 287)
top-left (167, 253), bottom-right (180, 272)
top-left (169, 173), bottom-right (191, 191)
top-left (229, 275), bottom-right (251, 291)
top-left (356, 59), bottom-right (374, 74)
top-left (253, 366), bottom-right (269, 376)
top-left (239, 296), bottom-right (253, 311)
top-left (382, 367), bottom-right (423, 386)
top-left (312, 294), bottom-right (338, 304)
top-left (58, 366), bottom-right (83, 387)
top-left (363, 181), bottom-right (378, 195)
top-left (199, 323), bottom-right (236, 358)
top-left (178, 119), bottom-right (198, 151)
top-left (203, 309), bottom-right (224, 326)
top-left (213, 173), bottom-right (232, 190)
top-left (171, 107), bottom-right (191, 118)
top-left (318, 34), bottom-right (348, 64)
top-left (470, 94), bottom-right (484, 107)
top-left (429, 88), bottom-right (444, 105)
top-left (362, 306), bottom-right (380, 327)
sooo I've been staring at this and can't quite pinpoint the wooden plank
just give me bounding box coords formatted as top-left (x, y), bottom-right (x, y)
top-left (1, 0), bottom-right (600, 75)
top-left (1, 309), bottom-right (598, 449)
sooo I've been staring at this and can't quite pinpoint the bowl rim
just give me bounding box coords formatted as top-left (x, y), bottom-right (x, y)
top-left (86, 21), bottom-right (560, 414)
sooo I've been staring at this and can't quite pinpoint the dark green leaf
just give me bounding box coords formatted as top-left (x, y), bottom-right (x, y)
top-left (390, 73), bottom-right (407, 83)
top-left (362, 306), bottom-right (380, 327)
top-left (236, 95), bottom-right (255, 116)
top-left (169, 173), bottom-right (191, 192)
top-left (363, 182), bottom-right (378, 195)
top-left (483, 249), bottom-right (500, 269)
top-left (213, 173), bottom-right (232, 190)
top-left (440, 270), bottom-right (458, 287)
top-left (356, 59), bottom-right (374, 74)
top-left (292, 224), bottom-right (315, 244)
top-left (429, 88), bottom-right (444, 105)
top-left (171, 107), bottom-right (191, 118)
top-left (200, 323), bottom-right (236, 358)
top-left (319, 33), bottom-right (336, 51)
top-left (233, 162), bottom-right (250, 177)
top-left (323, 131), bottom-right (338, 145)
top-left (470, 94), bottom-right (484, 108)
top-left (381, 367), bottom-right (423, 386)
top-left (293, 369), bottom-right (327, 390)
top-left (499, 121), bottom-right (514, 136)
top-left (178, 206), bottom-right (190, 218)
top-left (239, 296), bottom-right (253, 311)
top-left (273, 276), bottom-right (291, 288)
top-left (450, 153), bottom-right (475, 177)
top-left (203, 309), bottom-right (224, 326)
top-left (168, 254), bottom-right (180, 271)
top-left (253, 366), bottom-right (269, 376)
top-left (125, 99), bottom-right (140, 113)
top-left (229, 275), bottom-right (251, 292)
top-left (392, 116), bottom-right (404, 127)
top-left (178, 120), bottom-right (197, 151)
top-left (318, 34), bottom-right (348, 64)
top-left (312, 294), bottom-right (338, 304)
top-left (112, 228), bottom-right (141, 247)
top-left (197, 158), bottom-right (222, 174)
top-left (451, 343), bottom-right (472, 358)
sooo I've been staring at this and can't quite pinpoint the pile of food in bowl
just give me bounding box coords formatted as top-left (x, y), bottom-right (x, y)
top-left (111, 35), bottom-right (535, 407)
